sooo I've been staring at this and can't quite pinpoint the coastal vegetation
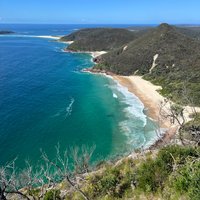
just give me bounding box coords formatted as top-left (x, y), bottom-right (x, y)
top-left (94, 24), bottom-right (200, 106)
top-left (1, 145), bottom-right (199, 200)
top-left (63, 23), bottom-right (200, 106)
top-left (1, 24), bottom-right (200, 200)
top-left (181, 113), bottom-right (200, 145)
top-left (60, 28), bottom-right (137, 51)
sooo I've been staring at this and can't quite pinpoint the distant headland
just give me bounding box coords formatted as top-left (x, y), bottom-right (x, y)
top-left (0, 30), bottom-right (15, 35)
top-left (61, 23), bottom-right (200, 147)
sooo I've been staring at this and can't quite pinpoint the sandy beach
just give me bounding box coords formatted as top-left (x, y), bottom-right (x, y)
top-left (63, 49), bottom-right (107, 59)
top-left (111, 75), bottom-right (178, 147)
top-left (61, 40), bottom-right (74, 44)
top-left (36, 36), bottom-right (74, 45)
top-left (35, 35), bottom-right (62, 40)
top-left (112, 75), bottom-right (169, 126)
top-left (90, 51), bottom-right (107, 58)
top-left (111, 75), bottom-right (200, 147)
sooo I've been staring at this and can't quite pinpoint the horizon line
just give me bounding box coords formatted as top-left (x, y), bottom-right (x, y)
top-left (1, 22), bottom-right (200, 26)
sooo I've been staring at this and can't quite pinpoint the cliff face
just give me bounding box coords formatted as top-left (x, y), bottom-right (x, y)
top-left (60, 28), bottom-right (138, 51)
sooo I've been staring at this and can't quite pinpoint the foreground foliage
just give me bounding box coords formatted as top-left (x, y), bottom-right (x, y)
top-left (66, 145), bottom-right (200, 200)
top-left (1, 145), bottom-right (199, 199)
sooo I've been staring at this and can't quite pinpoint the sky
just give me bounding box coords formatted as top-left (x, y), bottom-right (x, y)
top-left (0, 0), bottom-right (200, 24)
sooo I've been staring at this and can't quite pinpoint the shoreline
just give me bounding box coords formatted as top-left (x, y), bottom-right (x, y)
top-left (59, 40), bottom-right (74, 44)
top-left (111, 75), bottom-right (179, 148)
top-left (63, 47), bottom-right (198, 149)
top-left (112, 75), bottom-right (169, 128)
top-left (90, 51), bottom-right (107, 59)
top-left (83, 69), bottom-right (170, 128)
top-left (36, 35), bottom-right (62, 40)
top-left (64, 49), bottom-right (107, 59)
top-left (83, 68), bottom-right (179, 148)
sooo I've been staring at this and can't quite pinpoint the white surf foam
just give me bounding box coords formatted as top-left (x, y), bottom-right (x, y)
top-left (113, 93), bottom-right (118, 98)
top-left (34, 35), bottom-right (61, 39)
top-left (0, 34), bottom-right (62, 40)
top-left (109, 79), bottom-right (147, 126)
top-left (65, 98), bottom-right (74, 118)
top-left (103, 75), bottom-right (164, 149)
top-left (143, 128), bottom-right (167, 149)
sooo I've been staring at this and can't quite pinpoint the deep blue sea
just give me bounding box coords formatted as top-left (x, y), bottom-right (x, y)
top-left (0, 24), bottom-right (158, 168)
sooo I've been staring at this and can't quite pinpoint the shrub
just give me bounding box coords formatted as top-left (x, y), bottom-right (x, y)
top-left (136, 145), bottom-right (199, 193)
top-left (83, 159), bottom-right (135, 199)
top-left (136, 158), bottom-right (167, 192)
top-left (44, 189), bottom-right (61, 200)
top-left (157, 145), bottom-right (199, 170)
top-left (169, 158), bottom-right (200, 200)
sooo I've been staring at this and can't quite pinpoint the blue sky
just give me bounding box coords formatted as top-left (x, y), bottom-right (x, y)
top-left (0, 0), bottom-right (200, 24)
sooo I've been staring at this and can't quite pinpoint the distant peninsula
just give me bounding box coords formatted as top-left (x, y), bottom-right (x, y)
top-left (62, 23), bottom-right (200, 107)
top-left (60, 28), bottom-right (138, 51)
top-left (0, 30), bottom-right (15, 35)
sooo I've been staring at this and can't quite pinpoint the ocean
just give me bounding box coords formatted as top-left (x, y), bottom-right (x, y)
top-left (0, 24), bottom-right (158, 168)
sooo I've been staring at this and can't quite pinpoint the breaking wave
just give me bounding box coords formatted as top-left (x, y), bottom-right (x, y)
top-left (105, 76), bottom-right (161, 149)
top-left (0, 34), bottom-right (60, 40)
top-left (65, 98), bottom-right (75, 118)
top-left (113, 93), bottom-right (118, 98)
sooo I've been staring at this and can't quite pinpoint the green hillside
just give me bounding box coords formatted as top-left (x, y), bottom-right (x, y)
top-left (176, 26), bottom-right (200, 40)
top-left (95, 23), bottom-right (200, 105)
top-left (5, 145), bottom-right (199, 200)
top-left (69, 145), bottom-right (199, 200)
top-left (60, 28), bottom-right (137, 51)
top-left (60, 24), bottom-right (200, 105)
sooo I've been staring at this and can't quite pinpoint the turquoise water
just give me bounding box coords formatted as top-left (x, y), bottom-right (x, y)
top-left (0, 25), bottom-right (158, 168)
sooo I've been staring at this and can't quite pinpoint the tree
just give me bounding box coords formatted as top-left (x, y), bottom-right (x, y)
top-left (41, 144), bottom-right (95, 200)
top-left (159, 94), bottom-right (200, 146)
top-left (0, 159), bottom-right (31, 200)
top-left (0, 144), bottom-right (95, 200)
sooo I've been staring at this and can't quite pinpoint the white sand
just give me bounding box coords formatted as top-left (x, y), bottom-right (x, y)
top-left (90, 51), bottom-right (107, 58)
top-left (110, 75), bottom-right (200, 146)
top-left (128, 76), bottom-right (163, 107)
top-left (113, 75), bottom-right (167, 125)
top-left (35, 36), bottom-right (62, 40)
top-left (35, 36), bottom-right (74, 45)
top-left (61, 41), bottom-right (74, 44)
top-left (112, 75), bottom-right (200, 128)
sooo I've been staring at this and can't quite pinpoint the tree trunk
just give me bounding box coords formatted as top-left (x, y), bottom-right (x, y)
top-left (0, 188), bottom-right (7, 200)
